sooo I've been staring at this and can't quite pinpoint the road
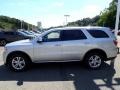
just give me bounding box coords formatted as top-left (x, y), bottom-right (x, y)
top-left (0, 47), bottom-right (120, 90)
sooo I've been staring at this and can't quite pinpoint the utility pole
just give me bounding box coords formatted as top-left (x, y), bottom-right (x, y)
top-left (27, 23), bottom-right (30, 30)
top-left (37, 22), bottom-right (42, 30)
top-left (32, 25), bottom-right (34, 30)
top-left (64, 15), bottom-right (70, 26)
top-left (21, 20), bottom-right (23, 29)
top-left (115, 0), bottom-right (120, 38)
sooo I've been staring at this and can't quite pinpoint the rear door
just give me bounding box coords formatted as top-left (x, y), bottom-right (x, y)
top-left (15, 32), bottom-right (25, 40)
top-left (4, 32), bottom-right (18, 42)
top-left (61, 30), bottom-right (87, 60)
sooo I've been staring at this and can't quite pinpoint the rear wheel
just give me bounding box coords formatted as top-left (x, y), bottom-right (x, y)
top-left (7, 54), bottom-right (31, 72)
top-left (84, 52), bottom-right (104, 69)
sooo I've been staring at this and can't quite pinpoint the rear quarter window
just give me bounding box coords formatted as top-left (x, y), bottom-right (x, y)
top-left (87, 30), bottom-right (109, 38)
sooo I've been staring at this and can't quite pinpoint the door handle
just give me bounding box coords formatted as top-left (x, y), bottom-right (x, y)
top-left (55, 44), bottom-right (61, 46)
top-left (84, 42), bottom-right (90, 44)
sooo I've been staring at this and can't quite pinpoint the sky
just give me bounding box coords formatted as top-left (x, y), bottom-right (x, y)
top-left (0, 0), bottom-right (112, 28)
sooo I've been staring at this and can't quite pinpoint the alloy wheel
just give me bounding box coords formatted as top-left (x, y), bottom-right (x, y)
top-left (88, 55), bottom-right (102, 68)
top-left (12, 57), bottom-right (26, 70)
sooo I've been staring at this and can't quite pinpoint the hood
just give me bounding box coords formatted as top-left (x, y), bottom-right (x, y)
top-left (24, 34), bottom-right (35, 38)
top-left (6, 39), bottom-right (32, 47)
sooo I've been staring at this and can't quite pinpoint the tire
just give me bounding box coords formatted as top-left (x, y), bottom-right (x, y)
top-left (7, 53), bottom-right (31, 72)
top-left (84, 52), bottom-right (104, 69)
top-left (0, 39), bottom-right (6, 46)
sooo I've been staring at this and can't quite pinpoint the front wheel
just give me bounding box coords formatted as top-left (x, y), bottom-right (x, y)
top-left (84, 52), bottom-right (104, 69)
top-left (7, 54), bottom-right (31, 71)
top-left (0, 40), bottom-right (6, 46)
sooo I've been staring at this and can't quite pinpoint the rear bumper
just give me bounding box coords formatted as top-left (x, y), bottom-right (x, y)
top-left (117, 47), bottom-right (119, 54)
top-left (106, 56), bottom-right (117, 61)
top-left (105, 46), bottom-right (118, 61)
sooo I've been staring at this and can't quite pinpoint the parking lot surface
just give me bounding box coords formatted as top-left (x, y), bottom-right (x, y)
top-left (0, 47), bottom-right (120, 90)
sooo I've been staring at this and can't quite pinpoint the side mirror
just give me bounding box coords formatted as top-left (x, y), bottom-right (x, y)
top-left (37, 37), bottom-right (43, 43)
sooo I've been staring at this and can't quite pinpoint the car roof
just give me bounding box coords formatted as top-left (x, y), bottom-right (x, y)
top-left (41, 26), bottom-right (111, 36)
top-left (49, 26), bottom-right (110, 31)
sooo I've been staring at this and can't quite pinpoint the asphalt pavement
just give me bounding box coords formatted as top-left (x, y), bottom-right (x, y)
top-left (0, 47), bottom-right (120, 90)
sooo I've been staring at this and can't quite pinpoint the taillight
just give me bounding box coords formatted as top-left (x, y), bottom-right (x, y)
top-left (113, 40), bottom-right (118, 46)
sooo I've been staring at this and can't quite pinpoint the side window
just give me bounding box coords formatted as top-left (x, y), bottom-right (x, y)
top-left (87, 30), bottom-right (109, 38)
top-left (43, 31), bottom-right (61, 42)
top-left (16, 32), bottom-right (22, 36)
top-left (4, 32), bottom-right (15, 35)
top-left (0, 31), bottom-right (4, 35)
top-left (61, 30), bottom-right (87, 41)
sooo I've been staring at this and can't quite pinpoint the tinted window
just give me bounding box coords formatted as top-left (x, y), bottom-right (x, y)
top-left (87, 30), bottom-right (109, 38)
top-left (61, 30), bottom-right (87, 41)
top-left (17, 31), bottom-right (27, 36)
top-left (43, 31), bottom-right (61, 42)
top-left (0, 31), bottom-right (4, 35)
top-left (23, 31), bottom-right (33, 35)
top-left (4, 32), bottom-right (15, 35)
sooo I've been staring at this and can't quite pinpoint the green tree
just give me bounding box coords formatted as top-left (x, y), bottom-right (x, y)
top-left (67, 15), bottom-right (100, 27)
top-left (97, 0), bottom-right (118, 29)
top-left (0, 15), bottom-right (36, 30)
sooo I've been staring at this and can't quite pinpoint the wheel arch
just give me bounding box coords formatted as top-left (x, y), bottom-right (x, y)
top-left (6, 51), bottom-right (32, 64)
top-left (0, 39), bottom-right (7, 45)
top-left (0, 38), bottom-right (7, 42)
top-left (83, 49), bottom-right (107, 61)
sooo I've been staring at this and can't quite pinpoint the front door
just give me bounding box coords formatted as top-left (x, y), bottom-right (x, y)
top-left (34, 30), bottom-right (62, 62)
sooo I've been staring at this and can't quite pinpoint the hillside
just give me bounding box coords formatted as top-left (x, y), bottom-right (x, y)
top-left (0, 15), bottom-right (35, 31)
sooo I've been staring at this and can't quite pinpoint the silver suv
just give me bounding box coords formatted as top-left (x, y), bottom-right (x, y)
top-left (3, 27), bottom-right (118, 71)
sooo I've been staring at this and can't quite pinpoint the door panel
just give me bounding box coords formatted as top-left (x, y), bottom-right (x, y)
top-left (61, 40), bottom-right (87, 60)
top-left (5, 32), bottom-right (17, 42)
top-left (34, 41), bottom-right (62, 61)
top-left (34, 30), bottom-right (62, 61)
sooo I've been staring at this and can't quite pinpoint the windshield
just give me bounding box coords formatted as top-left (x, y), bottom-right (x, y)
top-left (18, 31), bottom-right (29, 36)
top-left (22, 31), bottom-right (33, 35)
top-left (33, 30), bottom-right (41, 34)
top-left (29, 31), bottom-right (36, 34)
